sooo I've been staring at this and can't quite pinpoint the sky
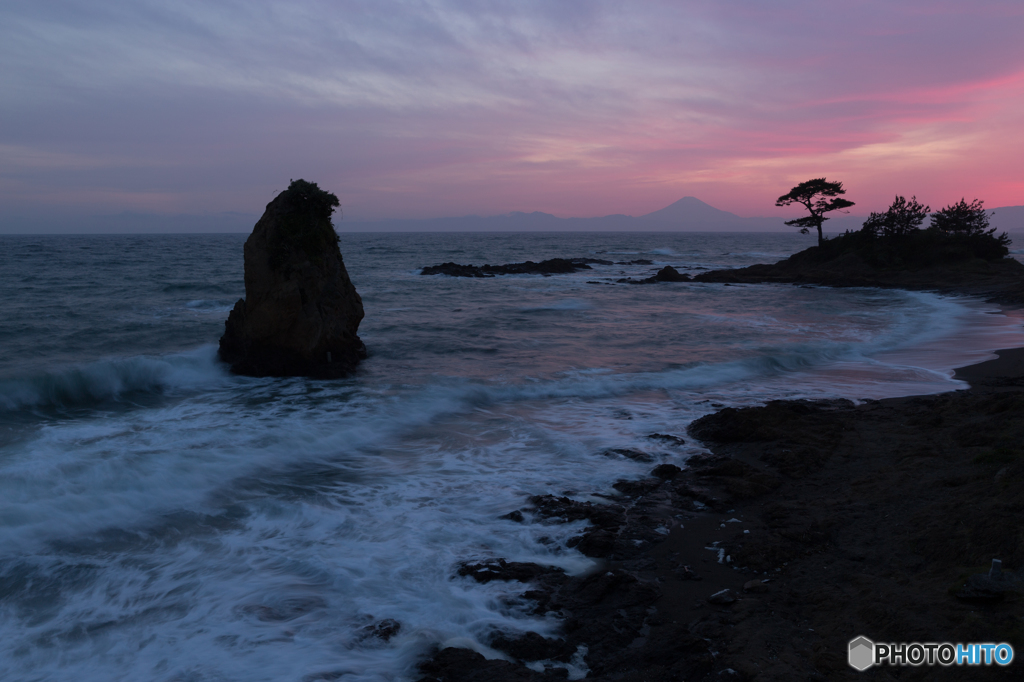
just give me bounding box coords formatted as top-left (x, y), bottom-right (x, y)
top-left (2, 0), bottom-right (1023, 231)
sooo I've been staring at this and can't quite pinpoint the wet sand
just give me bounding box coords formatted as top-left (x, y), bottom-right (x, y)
top-left (953, 346), bottom-right (1024, 385)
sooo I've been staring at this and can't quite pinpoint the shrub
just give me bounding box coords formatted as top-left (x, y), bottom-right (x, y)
top-left (268, 179), bottom-right (341, 268)
top-left (861, 195), bottom-right (930, 239)
top-left (802, 193), bottom-right (1011, 268)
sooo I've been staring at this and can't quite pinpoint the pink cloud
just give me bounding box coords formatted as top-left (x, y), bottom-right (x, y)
top-left (1, 0), bottom-right (1022, 229)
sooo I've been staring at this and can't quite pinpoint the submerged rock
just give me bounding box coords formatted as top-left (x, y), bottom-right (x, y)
top-left (219, 179), bottom-right (365, 378)
top-left (617, 265), bottom-right (692, 284)
top-left (362, 618), bottom-right (402, 641)
top-left (456, 559), bottom-right (567, 584)
top-left (653, 265), bottom-right (692, 282)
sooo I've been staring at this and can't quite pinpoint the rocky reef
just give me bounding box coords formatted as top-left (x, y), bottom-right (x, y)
top-left (219, 180), bottom-right (365, 378)
top-left (421, 258), bottom-right (614, 277)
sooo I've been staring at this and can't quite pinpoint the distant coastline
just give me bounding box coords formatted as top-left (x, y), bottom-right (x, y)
top-left (4, 198), bottom-right (1023, 235)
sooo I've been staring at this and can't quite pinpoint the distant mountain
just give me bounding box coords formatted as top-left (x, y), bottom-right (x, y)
top-left (991, 205), bottom-right (1024, 233)
top-left (339, 197), bottom-right (787, 232)
top-left (7, 200), bottom-right (1019, 234)
top-left (637, 196), bottom-right (745, 224)
top-left (336, 196), bottom-right (1024, 234)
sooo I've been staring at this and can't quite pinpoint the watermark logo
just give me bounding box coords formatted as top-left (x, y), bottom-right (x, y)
top-left (848, 636), bottom-right (1014, 669)
top-left (848, 637), bottom-right (874, 671)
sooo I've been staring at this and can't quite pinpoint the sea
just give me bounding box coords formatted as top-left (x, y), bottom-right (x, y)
top-left (2, 231), bottom-right (1023, 682)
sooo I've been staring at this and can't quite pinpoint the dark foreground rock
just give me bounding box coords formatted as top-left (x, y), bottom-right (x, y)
top-left (421, 258), bottom-right (613, 277)
top-left (457, 559), bottom-right (566, 584)
top-left (418, 352), bottom-right (1024, 681)
top-left (219, 180), bottom-right (365, 378)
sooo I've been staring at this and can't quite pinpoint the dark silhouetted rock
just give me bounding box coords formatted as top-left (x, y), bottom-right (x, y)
top-left (647, 432), bottom-right (686, 446)
top-left (526, 494), bottom-right (625, 530)
top-left (362, 618), bottom-right (402, 641)
top-left (421, 258), bottom-right (612, 277)
top-left (617, 265), bottom-right (692, 284)
top-left (612, 478), bottom-right (661, 496)
top-left (955, 561), bottom-right (1022, 601)
top-left (604, 447), bottom-right (655, 463)
top-left (416, 647), bottom-right (547, 682)
top-left (456, 559), bottom-right (567, 583)
top-left (651, 463), bottom-right (682, 479)
top-left (653, 265), bottom-right (691, 281)
top-left (743, 579), bottom-right (768, 593)
top-left (488, 630), bottom-right (576, 662)
top-left (219, 180), bottom-right (365, 378)
top-left (573, 529), bottom-right (616, 557)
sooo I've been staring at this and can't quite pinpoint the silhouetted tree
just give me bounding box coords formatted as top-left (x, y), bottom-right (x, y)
top-left (930, 198), bottom-right (991, 237)
top-left (861, 195), bottom-right (929, 238)
top-left (776, 178), bottom-right (855, 246)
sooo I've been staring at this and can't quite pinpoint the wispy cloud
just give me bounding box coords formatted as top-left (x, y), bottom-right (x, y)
top-left (2, 0), bottom-right (1022, 227)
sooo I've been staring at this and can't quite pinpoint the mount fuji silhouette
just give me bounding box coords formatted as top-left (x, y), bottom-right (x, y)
top-left (636, 196), bottom-right (747, 224)
top-left (339, 196), bottom-right (795, 232)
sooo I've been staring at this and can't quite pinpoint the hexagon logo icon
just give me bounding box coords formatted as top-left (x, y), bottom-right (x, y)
top-left (848, 636), bottom-right (874, 671)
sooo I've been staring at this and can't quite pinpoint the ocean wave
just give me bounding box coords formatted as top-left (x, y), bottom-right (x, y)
top-left (0, 346), bottom-right (228, 412)
top-left (520, 298), bottom-right (592, 312)
top-left (162, 282), bottom-right (239, 294)
top-left (0, 342), bottom-right (864, 547)
top-left (185, 299), bottom-right (235, 311)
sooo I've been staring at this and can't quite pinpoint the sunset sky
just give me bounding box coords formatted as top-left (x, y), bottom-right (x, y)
top-left (2, 0), bottom-right (1023, 230)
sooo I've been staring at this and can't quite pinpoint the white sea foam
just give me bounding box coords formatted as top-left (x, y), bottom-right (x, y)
top-left (0, 373), bottom-right (653, 681)
top-left (185, 299), bottom-right (234, 312)
top-left (0, 346), bottom-right (227, 411)
top-left (3, 233), bottom-right (1024, 682)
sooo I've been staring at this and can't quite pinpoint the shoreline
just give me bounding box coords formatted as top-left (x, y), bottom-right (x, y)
top-left (418, 341), bottom-right (1024, 680)
top-left (953, 346), bottom-right (1024, 387)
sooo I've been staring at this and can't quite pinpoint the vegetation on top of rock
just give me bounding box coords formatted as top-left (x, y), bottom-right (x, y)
top-left (785, 194), bottom-right (1010, 270)
top-left (861, 195), bottom-right (930, 238)
top-left (775, 178), bottom-right (855, 246)
top-left (930, 198), bottom-right (998, 237)
top-left (268, 179), bottom-right (341, 269)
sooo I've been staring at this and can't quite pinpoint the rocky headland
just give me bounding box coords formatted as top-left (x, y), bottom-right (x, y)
top-left (219, 180), bottom-right (365, 378)
top-left (694, 232), bottom-right (1024, 306)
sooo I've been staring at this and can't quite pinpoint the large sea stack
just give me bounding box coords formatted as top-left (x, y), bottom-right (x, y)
top-left (219, 179), bottom-right (365, 378)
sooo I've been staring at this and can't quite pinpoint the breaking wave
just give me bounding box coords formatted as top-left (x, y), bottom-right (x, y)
top-left (0, 346), bottom-right (227, 411)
